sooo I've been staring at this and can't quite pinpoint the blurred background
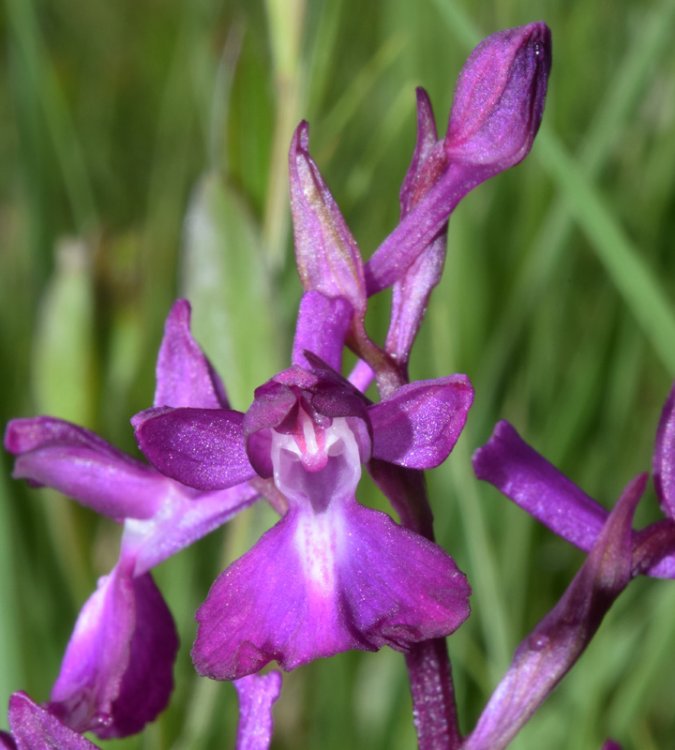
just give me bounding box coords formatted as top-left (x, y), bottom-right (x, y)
top-left (2, 0), bottom-right (675, 747)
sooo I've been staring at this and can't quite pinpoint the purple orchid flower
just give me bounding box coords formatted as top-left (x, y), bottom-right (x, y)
top-left (3, 300), bottom-right (259, 738)
top-left (462, 474), bottom-right (642, 750)
top-left (472, 382), bottom-right (675, 578)
top-left (134, 291), bottom-right (473, 681)
top-left (0, 693), bottom-right (100, 750)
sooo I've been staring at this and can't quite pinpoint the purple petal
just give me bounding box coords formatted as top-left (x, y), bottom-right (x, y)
top-left (291, 291), bottom-right (352, 372)
top-left (632, 519), bottom-right (675, 579)
top-left (387, 89), bottom-right (449, 363)
top-left (601, 741), bottom-right (622, 750)
top-left (104, 572), bottom-right (179, 738)
top-left (368, 375), bottom-right (473, 469)
top-left (386, 234), bottom-right (447, 365)
top-left (347, 359), bottom-right (374, 392)
top-left (4, 418), bottom-right (162, 520)
top-left (154, 299), bottom-right (229, 409)
top-left (0, 733), bottom-right (16, 749)
top-left (399, 88), bottom-right (441, 212)
top-left (50, 566), bottom-right (133, 735)
top-left (473, 420), bottom-right (606, 551)
top-left (446, 22), bottom-right (551, 171)
top-left (646, 551), bottom-right (675, 578)
top-left (7, 693), bottom-right (99, 750)
top-left (475, 421), bottom-right (675, 581)
top-left (244, 381), bottom-right (299, 478)
top-left (123, 481), bottom-right (260, 575)
top-left (653, 382), bottom-right (675, 517)
top-left (234, 672), bottom-right (282, 750)
top-left (464, 475), bottom-right (642, 750)
top-left (133, 407), bottom-right (255, 491)
top-left (50, 565), bottom-right (178, 739)
top-left (192, 501), bottom-right (469, 680)
top-left (289, 121), bottom-right (366, 315)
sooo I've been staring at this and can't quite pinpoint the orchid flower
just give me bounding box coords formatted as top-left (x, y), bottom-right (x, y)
top-left (134, 291), bottom-right (473, 681)
top-left (3, 301), bottom-right (259, 738)
top-left (466, 381), bottom-right (671, 750)
top-left (473, 382), bottom-right (675, 578)
top-left (463, 474), bottom-right (642, 750)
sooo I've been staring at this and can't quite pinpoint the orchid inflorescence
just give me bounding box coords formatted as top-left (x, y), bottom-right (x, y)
top-left (2, 20), bottom-right (673, 750)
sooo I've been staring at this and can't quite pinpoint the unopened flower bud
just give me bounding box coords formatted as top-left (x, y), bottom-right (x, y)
top-left (445, 22), bottom-right (551, 171)
top-left (289, 121), bottom-right (366, 316)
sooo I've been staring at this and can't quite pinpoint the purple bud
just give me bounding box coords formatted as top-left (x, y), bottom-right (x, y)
top-left (446, 22), bottom-right (551, 171)
top-left (289, 122), bottom-right (366, 316)
top-left (365, 23), bottom-right (551, 296)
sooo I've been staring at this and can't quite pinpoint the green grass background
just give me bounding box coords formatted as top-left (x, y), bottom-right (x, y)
top-left (2, 0), bottom-right (675, 747)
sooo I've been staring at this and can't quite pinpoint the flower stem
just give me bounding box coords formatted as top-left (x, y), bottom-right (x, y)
top-left (355, 326), bottom-right (462, 748)
top-left (406, 639), bottom-right (462, 750)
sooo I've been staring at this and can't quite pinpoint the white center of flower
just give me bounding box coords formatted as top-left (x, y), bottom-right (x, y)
top-left (270, 416), bottom-right (362, 592)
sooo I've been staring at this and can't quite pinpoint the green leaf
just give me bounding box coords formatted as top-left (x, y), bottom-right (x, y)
top-left (31, 239), bottom-right (96, 423)
top-left (181, 173), bottom-right (285, 409)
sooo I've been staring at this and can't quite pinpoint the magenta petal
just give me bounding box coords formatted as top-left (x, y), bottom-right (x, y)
top-left (347, 359), bottom-right (374, 392)
top-left (386, 235), bottom-right (447, 364)
top-left (368, 375), bottom-right (473, 469)
top-left (234, 672), bottom-right (282, 750)
top-left (154, 299), bottom-right (229, 409)
top-left (475, 422), bottom-right (675, 581)
top-left (125, 481), bottom-right (260, 575)
top-left (50, 566), bottom-right (133, 735)
top-left (399, 88), bottom-right (441, 211)
top-left (103, 573), bottom-right (179, 738)
top-left (7, 693), bottom-right (99, 750)
top-left (646, 552), bottom-right (675, 578)
top-left (653, 383), bottom-right (675, 518)
top-left (289, 121), bottom-right (366, 315)
top-left (50, 566), bottom-right (178, 739)
top-left (193, 502), bottom-right (469, 680)
top-left (4, 418), bottom-right (161, 520)
top-left (291, 291), bottom-right (353, 372)
top-left (193, 512), bottom-right (346, 680)
top-left (338, 503), bottom-right (470, 645)
top-left (473, 420), bottom-right (606, 552)
top-left (387, 89), bottom-right (449, 363)
top-left (133, 407), bottom-right (255, 491)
